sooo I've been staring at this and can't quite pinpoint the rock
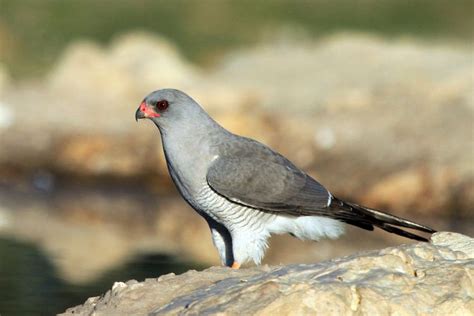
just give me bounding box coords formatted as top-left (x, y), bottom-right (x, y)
top-left (48, 40), bottom-right (137, 105)
top-left (53, 134), bottom-right (164, 177)
top-left (61, 232), bottom-right (474, 315)
top-left (109, 32), bottom-right (199, 91)
top-left (361, 167), bottom-right (459, 217)
top-left (47, 32), bottom-right (202, 107)
top-left (213, 34), bottom-right (473, 112)
top-left (361, 166), bottom-right (474, 219)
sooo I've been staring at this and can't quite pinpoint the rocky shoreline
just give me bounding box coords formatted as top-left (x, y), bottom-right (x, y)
top-left (62, 232), bottom-right (473, 315)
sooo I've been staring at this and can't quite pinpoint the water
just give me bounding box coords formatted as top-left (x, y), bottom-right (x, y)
top-left (0, 238), bottom-right (201, 315)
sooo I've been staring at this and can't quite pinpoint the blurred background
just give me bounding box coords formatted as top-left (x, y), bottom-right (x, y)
top-left (0, 0), bottom-right (473, 314)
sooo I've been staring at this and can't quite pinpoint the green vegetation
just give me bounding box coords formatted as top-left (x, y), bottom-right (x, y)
top-left (0, 0), bottom-right (472, 78)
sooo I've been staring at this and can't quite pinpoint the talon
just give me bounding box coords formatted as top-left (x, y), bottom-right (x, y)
top-left (231, 261), bottom-right (241, 269)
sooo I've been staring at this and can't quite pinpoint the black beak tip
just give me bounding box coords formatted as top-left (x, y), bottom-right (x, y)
top-left (135, 108), bottom-right (144, 122)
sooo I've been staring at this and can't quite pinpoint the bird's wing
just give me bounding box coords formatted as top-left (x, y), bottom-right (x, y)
top-left (206, 156), bottom-right (331, 214)
top-left (206, 155), bottom-right (435, 242)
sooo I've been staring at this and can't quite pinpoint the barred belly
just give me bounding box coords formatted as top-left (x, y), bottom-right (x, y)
top-left (195, 183), bottom-right (345, 264)
top-left (195, 184), bottom-right (276, 233)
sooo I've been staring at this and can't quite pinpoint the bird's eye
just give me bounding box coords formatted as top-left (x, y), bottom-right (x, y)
top-left (156, 100), bottom-right (169, 111)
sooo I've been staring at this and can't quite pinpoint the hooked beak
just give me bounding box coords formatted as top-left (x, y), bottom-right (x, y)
top-left (135, 107), bottom-right (145, 121)
top-left (135, 102), bottom-right (160, 122)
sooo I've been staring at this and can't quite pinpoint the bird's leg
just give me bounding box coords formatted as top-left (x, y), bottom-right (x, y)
top-left (207, 219), bottom-right (234, 267)
top-left (210, 228), bottom-right (228, 265)
top-left (231, 262), bottom-right (241, 269)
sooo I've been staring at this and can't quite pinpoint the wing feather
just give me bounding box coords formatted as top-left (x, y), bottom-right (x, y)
top-left (206, 156), bottom-right (330, 213)
top-left (206, 151), bottom-right (435, 241)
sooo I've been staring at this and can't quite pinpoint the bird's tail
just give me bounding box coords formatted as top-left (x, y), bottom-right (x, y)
top-left (330, 197), bottom-right (436, 241)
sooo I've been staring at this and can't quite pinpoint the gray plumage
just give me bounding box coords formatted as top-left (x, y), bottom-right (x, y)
top-left (135, 88), bottom-right (436, 267)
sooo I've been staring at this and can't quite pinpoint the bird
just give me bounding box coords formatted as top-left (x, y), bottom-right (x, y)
top-left (135, 89), bottom-right (436, 269)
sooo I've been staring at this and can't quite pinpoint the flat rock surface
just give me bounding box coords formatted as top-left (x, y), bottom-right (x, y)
top-left (62, 232), bottom-right (474, 315)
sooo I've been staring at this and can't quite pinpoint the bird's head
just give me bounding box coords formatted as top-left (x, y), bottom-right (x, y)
top-left (135, 89), bottom-right (206, 129)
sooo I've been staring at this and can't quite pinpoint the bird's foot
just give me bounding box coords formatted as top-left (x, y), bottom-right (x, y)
top-left (231, 261), bottom-right (241, 269)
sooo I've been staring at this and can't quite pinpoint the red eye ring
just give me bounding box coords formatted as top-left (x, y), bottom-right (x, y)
top-left (157, 100), bottom-right (169, 111)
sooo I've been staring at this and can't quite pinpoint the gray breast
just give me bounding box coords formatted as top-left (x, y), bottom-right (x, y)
top-left (195, 184), bottom-right (275, 232)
